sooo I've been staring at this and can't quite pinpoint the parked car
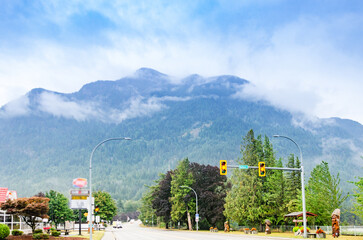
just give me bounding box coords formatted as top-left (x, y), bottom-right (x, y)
top-left (113, 222), bottom-right (122, 229)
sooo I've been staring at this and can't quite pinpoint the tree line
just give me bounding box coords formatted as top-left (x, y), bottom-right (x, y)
top-left (140, 129), bottom-right (362, 230)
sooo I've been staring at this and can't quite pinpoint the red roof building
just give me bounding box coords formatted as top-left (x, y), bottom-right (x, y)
top-left (0, 187), bottom-right (8, 204)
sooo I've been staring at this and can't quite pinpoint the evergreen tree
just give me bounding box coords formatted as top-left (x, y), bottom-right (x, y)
top-left (306, 161), bottom-right (348, 225)
top-left (284, 154), bottom-right (301, 213)
top-left (224, 130), bottom-right (264, 227)
top-left (170, 158), bottom-right (194, 229)
top-left (350, 175), bottom-right (363, 221)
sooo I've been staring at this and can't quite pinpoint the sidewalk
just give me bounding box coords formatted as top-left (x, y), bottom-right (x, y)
top-left (101, 227), bottom-right (114, 240)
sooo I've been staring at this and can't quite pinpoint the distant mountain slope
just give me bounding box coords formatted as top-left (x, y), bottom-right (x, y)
top-left (0, 68), bottom-right (362, 200)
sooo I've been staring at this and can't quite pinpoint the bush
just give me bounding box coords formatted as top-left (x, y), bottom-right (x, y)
top-left (51, 231), bottom-right (61, 237)
top-left (34, 229), bottom-right (43, 234)
top-left (198, 218), bottom-right (210, 230)
top-left (0, 224), bottom-right (10, 240)
top-left (293, 226), bottom-right (300, 232)
top-left (33, 233), bottom-right (49, 239)
top-left (12, 229), bottom-right (24, 236)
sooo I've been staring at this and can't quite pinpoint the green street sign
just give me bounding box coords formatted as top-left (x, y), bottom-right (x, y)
top-left (239, 165), bottom-right (249, 169)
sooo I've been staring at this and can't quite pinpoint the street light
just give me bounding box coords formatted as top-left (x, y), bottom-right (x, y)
top-left (180, 185), bottom-right (198, 231)
top-left (273, 135), bottom-right (307, 238)
top-left (89, 137), bottom-right (131, 240)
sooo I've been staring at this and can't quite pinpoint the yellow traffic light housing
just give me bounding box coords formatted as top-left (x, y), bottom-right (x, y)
top-left (258, 162), bottom-right (266, 177)
top-left (220, 160), bottom-right (227, 175)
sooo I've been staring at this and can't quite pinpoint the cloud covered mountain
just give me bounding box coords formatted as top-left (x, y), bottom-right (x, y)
top-left (0, 68), bottom-right (362, 199)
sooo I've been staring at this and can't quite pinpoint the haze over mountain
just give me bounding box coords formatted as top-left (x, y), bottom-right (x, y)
top-left (0, 68), bottom-right (362, 200)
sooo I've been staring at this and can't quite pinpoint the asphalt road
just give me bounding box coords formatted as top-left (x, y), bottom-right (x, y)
top-left (102, 221), bottom-right (295, 240)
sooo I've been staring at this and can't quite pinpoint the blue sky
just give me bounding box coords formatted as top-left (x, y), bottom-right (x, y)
top-left (1, 0), bottom-right (363, 123)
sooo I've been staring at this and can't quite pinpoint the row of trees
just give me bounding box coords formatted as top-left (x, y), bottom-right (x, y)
top-left (225, 130), bottom-right (348, 227)
top-left (139, 158), bottom-right (230, 230)
top-left (141, 129), bottom-right (360, 230)
top-left (1, 190), bottom-right (117, 233)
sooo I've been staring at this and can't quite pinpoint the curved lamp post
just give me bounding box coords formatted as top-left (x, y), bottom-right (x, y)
top-left (273, 135), bottom-right (307, 238)
top-left (180, 185), bottom-right (198, 231)
top-left (89, 137), bottom-right (131, 240)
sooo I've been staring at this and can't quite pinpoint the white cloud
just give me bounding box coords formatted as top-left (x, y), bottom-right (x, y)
top-left (38, 92), bottom-right (102, 121)
top-left (1, 2), bottom-right (363, 124)
top-left (108, 96), bottom-right (166, 123)
top-left (232, 16), bottom-right (363, 123)
top-left (0, 95), bottom-right (30, 118)
top-left (29, 92), bottom-right (193, 123)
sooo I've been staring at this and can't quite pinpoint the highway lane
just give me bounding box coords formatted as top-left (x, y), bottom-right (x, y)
top-left (102, 221), bottom-right (295, 240)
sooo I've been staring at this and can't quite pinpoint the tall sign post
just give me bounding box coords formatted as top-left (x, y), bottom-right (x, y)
top-left (70, 178), bottom-right (89, 235)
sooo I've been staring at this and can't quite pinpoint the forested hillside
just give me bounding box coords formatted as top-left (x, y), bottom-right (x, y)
top-left (0, 68), bottom-right (362, 201)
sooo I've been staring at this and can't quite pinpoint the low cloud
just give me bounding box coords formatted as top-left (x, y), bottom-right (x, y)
top-left (33, 92), bottom-right (193, 123)
top-left (108, 96), bottom-right (166, 123)
top-left (38, 92), bottom-right (103, 121)
top-left (0, 96), bottom-right (30, 118)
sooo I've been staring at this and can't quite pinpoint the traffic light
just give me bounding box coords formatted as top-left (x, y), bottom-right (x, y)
top-left (95, 206), bottom-right (100, 212)
top-left (258, 162), bottom-right (266, 177)
top-left (220, 160), bottom-right (227, 175)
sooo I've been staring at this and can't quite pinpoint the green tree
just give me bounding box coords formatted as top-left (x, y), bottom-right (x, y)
top-left (123, 200), bottom-right (141, 213)
top-left (284, 154), bottom-right (301, 213)
top-left (306, 161), bottom-right (348, 225)
top-left (116, 199), bottom-right (124, 214)
top-left (350, 176), bottom-right (363, 221)
top-left (224, 130), bottom-right (265, 227)
top-left (1, 197), bottom-right (49, 233)
top-left (263, 158), bottom-right (286, 225)
top-left (170, 158), bottom-right (194, 229)
top-left (93, 191), bottom-right (117, 221)
top-left (46, 190), bottom-right (73, 229)
top-left (139, 184), bottom-right (156, 226)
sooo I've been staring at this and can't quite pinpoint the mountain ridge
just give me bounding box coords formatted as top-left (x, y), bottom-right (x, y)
top-left (0, 68), bottom-right (361, 200)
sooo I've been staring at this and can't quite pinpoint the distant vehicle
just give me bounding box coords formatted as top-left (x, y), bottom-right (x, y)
top-left (113, 222), bottom-right (122, 229)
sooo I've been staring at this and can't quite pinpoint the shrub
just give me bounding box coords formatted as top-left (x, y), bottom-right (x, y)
top-left (34, 229), bottom-right (43, 234)
top-left (0, 224), bottom-right (10, 240)
top-left (33, 233), bottom-right (49, 239)
top-left (293, 226), bottom-right (300, 232)
top-left (12, 229), bottom-right (24, 236)
top-left (51, 231), bottom-right (61, 237)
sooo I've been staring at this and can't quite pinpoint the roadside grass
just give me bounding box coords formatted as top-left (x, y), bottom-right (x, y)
top-left (217, 231), bottom-right (363, 239)
top-left (67, 230), bottom-right (105, 240)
